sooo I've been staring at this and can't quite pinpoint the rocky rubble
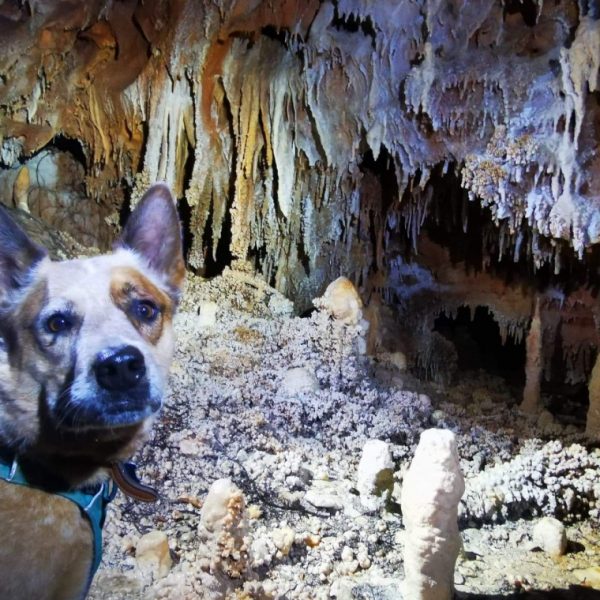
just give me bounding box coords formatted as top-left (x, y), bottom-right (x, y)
top-left (88, 270), bottom-right (600, 599)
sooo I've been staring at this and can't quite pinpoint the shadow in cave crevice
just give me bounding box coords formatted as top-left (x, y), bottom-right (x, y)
top-left (503, 0), bottom-right (539, 27)
top-left (330, 1), bottom-right (377, 48)
top-left (419, 166), bottom-right (600, 296)
top-left (118, 178), bottom-right (132, 228)
top-left (433, 305), bottom-right (526, 392)
top-left (543, 324), bottom-right (593, 427)
top-left (43, 134), bottom-right (88, 171)
top-left (177, 136), bottom-right (196, 263)
top-left (200, 196), bottom-right (234, 278)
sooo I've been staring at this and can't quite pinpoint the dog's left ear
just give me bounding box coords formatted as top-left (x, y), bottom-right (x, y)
top-left (116, 184), bottom-right (185, 291)
top-left (0, 205), bottom-right (48, 293)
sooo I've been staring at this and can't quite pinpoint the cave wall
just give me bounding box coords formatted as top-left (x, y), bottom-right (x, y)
top-left (1, 0), bottom-right (600, 412)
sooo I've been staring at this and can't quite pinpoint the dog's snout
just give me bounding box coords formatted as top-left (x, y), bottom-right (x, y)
top-left (94, 346), bottom-right (146, 392)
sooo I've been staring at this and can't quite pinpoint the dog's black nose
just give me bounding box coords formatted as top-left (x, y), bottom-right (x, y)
top-left (94, 346), bottom-right (146, 392)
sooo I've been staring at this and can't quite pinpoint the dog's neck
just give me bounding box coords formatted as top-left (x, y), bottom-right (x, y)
top-left (0, 421), bottom-right (143, 490)
top-left (1, 447), bottom-right (107, 491)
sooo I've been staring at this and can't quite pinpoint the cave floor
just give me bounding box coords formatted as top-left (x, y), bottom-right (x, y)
top-left (88, 270), bottom-right (600, 600)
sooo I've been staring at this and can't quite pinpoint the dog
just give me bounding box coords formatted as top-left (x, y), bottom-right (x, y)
top-left (0, 183), bottom-right (185, 600)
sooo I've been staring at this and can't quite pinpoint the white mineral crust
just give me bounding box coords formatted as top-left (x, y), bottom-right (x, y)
top-left (400, 428), bottom-right (465, 600)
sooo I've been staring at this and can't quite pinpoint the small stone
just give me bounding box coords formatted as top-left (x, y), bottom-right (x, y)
top-left (305, 533), bottom-right (321, 548)
top-left (175, 493), bottom-right (203, 509)
top-left (179, 437), bottom-right (203, 456)
top-left (532, 517), bottom-right (567, 557)
top-left (135, 531), bottom-right (172, 580)
top-left (197, 301), bottom-right (218, 327)
top-left (247, 504), bottom-right (263, 520)
top-left (320, 561), bottom-right (333, 575)
top-left (272, 526), bottom-right (295, 556)
top-left (341, 546), bottom-right (354, 562)
top-left (305, 488), bottom-right (343, 511)
top-left (356, 439), bottom-right (394, 510)
top-left (281, 367), bottom-right (320, 394)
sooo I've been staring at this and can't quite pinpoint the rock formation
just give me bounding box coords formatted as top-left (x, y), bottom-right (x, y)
top-left (1, 1), bottom-right (600, 426)
top-left (401, 428), bottom-right (464, 600)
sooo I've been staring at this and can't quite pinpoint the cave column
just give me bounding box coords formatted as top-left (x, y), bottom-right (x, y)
top-left (586, 350), bottom-right (600, 440)
top-left (520, 298), bottom-right (542, 414)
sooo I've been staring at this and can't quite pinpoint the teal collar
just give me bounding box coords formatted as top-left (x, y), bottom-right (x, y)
top-left (0, 455), bottom-right (117, 596)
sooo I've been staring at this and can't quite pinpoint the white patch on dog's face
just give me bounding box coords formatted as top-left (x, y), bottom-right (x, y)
top-left (33, 249), bottom-right (176, 430)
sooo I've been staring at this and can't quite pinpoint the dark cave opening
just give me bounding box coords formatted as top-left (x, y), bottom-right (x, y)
top-left (200, 198), bottom-right (234, 278)
top-left (330, 3), bottom-right (377, 48)
top-left (544, 379), bottom-right (590, 426)
top-left (503, 0), bottom-right (538, 27)
top-left (381, 163), bottom-right (599, 424)
top-left (177, 195), bottom-right (194, 262)
top-left (543, 333), bottom-right (594, 426)
top-left (433, 306), bottom-right (526, 390)
top-left (118, 180), bottom-right (132, 227)
top-left (44, 134), bottom-right (88, 171)
top-left (417, 165), bottom-right (600, 295)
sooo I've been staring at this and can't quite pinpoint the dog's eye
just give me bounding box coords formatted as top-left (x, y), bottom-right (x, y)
top-left (133, 300), bottom-right (159, 323)
top-left (45, 313), bottom-right (73, 334)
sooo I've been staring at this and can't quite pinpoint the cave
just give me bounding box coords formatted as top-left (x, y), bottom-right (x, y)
top-left (2, 1), bottom-right (600, 598)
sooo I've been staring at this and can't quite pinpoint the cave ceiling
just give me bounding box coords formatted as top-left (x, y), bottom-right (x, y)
top-left (1, 0), bottom-right (600, 393)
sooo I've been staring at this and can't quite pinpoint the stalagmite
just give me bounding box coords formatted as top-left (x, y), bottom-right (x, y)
top-left (586, 353), bottom-right (600, 440)
top-left (12, 166), bottom-right (30, 212)
top-left (196, 478), bottom-right (249, 599)
top-left (521, 298), bottom-right (543, 414)
top-left (313, 277), bottom-right (364, 325)
top-left (400, 429), bottom-right (464, 600)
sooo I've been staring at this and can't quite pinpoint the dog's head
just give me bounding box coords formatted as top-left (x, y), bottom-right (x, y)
top-left (0, 184), bottom-right (184, 466)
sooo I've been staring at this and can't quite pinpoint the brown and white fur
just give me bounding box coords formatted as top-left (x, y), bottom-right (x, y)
top-left (0, 183), bottom-right (184, 600)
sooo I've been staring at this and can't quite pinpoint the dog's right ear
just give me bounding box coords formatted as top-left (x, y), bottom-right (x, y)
top-left (0, 205), bottom-right (47, 293)
top-left (116, 184), bottom-right (185, 292)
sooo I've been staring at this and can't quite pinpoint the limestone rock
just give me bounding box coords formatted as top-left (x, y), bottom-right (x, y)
top-left (197, 301), bottom-right (219, 328)
top-left (356, 439), bottom-right (394, 512)
top-left (197, 478), bottom-right (249, 598)
top-left (135, 531), bottom-right (172, 581)
top-left (271, 526), bottom-right (295, 556)
top-left (532, 517), bottom-right (567, 557)
top-left (314, 277), bottom-right (364, 325)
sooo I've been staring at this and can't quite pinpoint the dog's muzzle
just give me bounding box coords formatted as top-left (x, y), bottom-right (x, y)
top-left (94, 346), bottom-right (146, 392)
top-left (53, 345), bottom-right (161, 429)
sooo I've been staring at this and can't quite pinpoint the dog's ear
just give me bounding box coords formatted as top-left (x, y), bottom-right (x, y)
top-left (116, 183), bottom-right (185, 291)
top-left (0, 205), bottom-right (47, 293)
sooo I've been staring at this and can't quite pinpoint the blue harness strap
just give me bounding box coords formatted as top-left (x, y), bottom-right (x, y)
top-left (0, 457), bottom-right (117, 596)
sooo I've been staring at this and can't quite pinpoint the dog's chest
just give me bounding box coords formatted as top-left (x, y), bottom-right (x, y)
top-left (0, 479), bottom-right (93, 600)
